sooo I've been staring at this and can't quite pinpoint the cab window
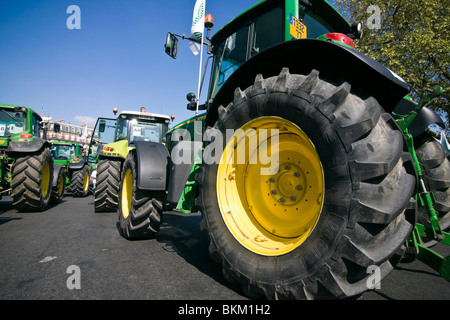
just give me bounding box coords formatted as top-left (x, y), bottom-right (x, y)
top-left (32, 114), bottom-right (40, 136)
top-left (250, 7), bottom-right (283, 57)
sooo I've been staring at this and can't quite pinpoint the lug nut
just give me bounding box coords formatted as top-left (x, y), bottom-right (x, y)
top-left (228, 168), bottom-right (236, 181)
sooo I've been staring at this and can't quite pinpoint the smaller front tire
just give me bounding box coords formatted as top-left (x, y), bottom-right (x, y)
top-left (118, 152), bottom-right (164, 239)
top-left (95, 158), bottom-right (121, 212)
top-left (51, 167), bottom-right (66, 203)
top-left (70, 165), bottom-right (90, 197)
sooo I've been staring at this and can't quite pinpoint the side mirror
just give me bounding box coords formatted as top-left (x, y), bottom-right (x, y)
top-left (351, 22), bottom-right (363, 39)
top-left (99, 120), bottom-right (106, 133)
top-left (165, 32), bottom-right (179, 59)
top-left (186, 92), bottom-right (196, 110)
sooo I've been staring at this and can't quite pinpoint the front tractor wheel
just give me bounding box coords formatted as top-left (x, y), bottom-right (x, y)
top-left (70, 165), bottom-right (90, 197)
top-left (197, 68), bottom-right (417, 299)
top-left (51, 167), bottom-right (66, 203)
top-left (118, 152), bottom-right (164, 239)
top-left (94, 158), bottom-right (121, 212)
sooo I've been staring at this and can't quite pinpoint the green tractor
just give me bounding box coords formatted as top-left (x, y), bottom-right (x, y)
top-left (118, 0), bottom-right (449, 299)
top-left (0, 103), bottom-right (58, 211)
top-left (90, 109), bottom-right (173, 212)
top-left (50, 142), bottom-right (90, 200)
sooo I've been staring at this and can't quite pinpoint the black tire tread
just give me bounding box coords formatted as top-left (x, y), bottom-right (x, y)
top-left (94, 158), bottom-right (121, 212)
top-left (11, 148), bottom-right (54, 211)
top-left (51, 167), bottom-right (65, 203)
top-left (197, 68), bottom-right (416, 299)
top-left (118, 152), bottom-right (164, 239)
top-left (70, 165), bottom-right (89, 197)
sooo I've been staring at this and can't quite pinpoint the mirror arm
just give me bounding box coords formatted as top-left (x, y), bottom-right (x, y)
top-left (170, 32), bottom-right (212, 50)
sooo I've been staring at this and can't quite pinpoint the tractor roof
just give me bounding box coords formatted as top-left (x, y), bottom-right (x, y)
top-left (118, 111), bottom-right (171, 121)
top-left (211, 0), bottom-right (351, 45)
top-left (0, 103), bottom-right (42, 121)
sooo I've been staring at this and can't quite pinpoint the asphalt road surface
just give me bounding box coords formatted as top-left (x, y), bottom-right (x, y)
top-left (0, 193), bottom-right (449, 301)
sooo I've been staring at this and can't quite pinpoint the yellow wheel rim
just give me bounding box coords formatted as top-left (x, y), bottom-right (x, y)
top-left (217, 116), bottom-right (324, 256)
top-left (83, 171), bottom-right (89, 192)
top-left (121, 168), bottom-right (133, 219)
top-left (41, 161), bottom-right (50, 198)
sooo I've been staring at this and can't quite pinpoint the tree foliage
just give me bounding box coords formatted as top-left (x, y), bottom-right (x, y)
top-left (333, 0), bottom-right (449, 124)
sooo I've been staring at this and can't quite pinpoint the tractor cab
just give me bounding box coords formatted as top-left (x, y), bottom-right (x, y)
top-left (113, 111), bottom-right (171, 145)
top-left (165, 0), bottom-right (362, 111)
top-left (0, 104), bottom-right (42, 144)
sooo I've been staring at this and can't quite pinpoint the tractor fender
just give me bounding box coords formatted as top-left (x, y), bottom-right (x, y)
top-left (134, 141), bottom-right (169, 191)
top-left (393, 98), bottom-right (445, 137)
top-left (207, 39), bottom-right (410, 127)
top-left (8, 138), bottom-right (50, 154)
top-left (68, 159), bottom-right (87, 171)
top-left (52, 163), bottom-right (65, 187)
top-left (166, 130), bottom-right (203, 204)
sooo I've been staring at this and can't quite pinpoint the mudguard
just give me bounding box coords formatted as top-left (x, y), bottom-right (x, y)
top-left (393, 98), bottom-right (445, 137)
top-left (166, 135), bottom-right (203, 204)
top-left (8, 138), bottom-right (49, 153)
top-left (52, 163), bottom-right (65, 187)
top-left (207, 39), bottom-right (410, 127)
top-left (134, 141), bottom-right (169, 190)
top-left (68, 159), bottom-right (87, 171)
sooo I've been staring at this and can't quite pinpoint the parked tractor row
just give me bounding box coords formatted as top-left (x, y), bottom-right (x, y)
top-left (117, 0), bottom-right (448, 299)
top-left (2, 0), bottom-right (448, 299)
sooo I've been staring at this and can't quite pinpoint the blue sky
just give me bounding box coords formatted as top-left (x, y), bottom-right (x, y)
top-left (0, 0), bottom-right (262, 126)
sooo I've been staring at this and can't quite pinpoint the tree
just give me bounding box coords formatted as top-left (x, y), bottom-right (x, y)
top-left (333, 0), bottom-right (449, 126)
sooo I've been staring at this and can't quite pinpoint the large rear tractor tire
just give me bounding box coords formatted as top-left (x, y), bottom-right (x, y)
top-left (94, 158), bottom-right (121, 212)
top-left (197, 68), bottom-right (417, 299)
top-left (11, 148), bottom-right (54, 211)
top-left (70, 165), bottom-right (90, 197)
top-left (118, 152), bottom-right (164, 239)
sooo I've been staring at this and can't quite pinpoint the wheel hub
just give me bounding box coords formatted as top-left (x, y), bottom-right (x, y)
top-left (269, 163), bottom-right (304, 205)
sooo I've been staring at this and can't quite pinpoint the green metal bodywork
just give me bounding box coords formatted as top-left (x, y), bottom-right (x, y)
top-left (167, 113), bottom-right (206, 212)
top-left (0, 103), bottom-right (47, 195)
top-left (0, 103), bottom-right (43, 146)
top-left (395, 87), bottom-right (450, 280)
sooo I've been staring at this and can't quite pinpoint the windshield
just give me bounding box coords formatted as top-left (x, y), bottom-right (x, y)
top-left (93, 118), bottom-right (116, 145)
top-left (0, 109), bottom-right (26, 136)
top-left (130, 121), bottom-right (164, 143)
top-left (52, 144), bottom-right (76, 160)
top-left (115, 116), bottom-right (168, 143)
top-left (89, 118), bottom-right (116, 156)
top-left (299, 5), bottom-right (333, 38)
top-left (209, 7), bottom-right (282, 99)
top-left (210, 27), bottom-right (248, 98)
